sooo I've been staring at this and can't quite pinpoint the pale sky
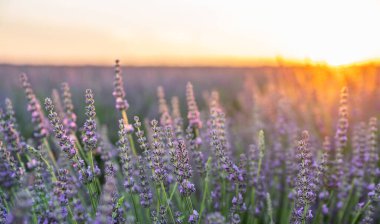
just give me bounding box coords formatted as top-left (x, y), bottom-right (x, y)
top-left (1, 0), bottom-right (380, 66)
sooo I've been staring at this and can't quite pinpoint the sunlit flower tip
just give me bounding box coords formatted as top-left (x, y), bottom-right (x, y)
top-left (4, 98), bottom-right (18, 129)
top-left (20, 73), bottom-right (49, 139)
top-left (367, 117), bottom-right (378, 178)
top-left (61, 82), bottom-right (77, 132)
top-left (186, 82), bottom-right (202, 129)
top-left (113, 59), bottom-right (129, 111)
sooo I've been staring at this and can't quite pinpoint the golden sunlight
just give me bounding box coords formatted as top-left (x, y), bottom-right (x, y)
top-left (0, 0), bottom-right (379, 66)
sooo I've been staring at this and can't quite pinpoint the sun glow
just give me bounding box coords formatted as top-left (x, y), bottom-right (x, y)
top-left (0, 0), bottom-right (379, 66)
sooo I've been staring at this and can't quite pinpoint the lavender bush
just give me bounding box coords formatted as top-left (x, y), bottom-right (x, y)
top-left (0, 61), bottom-right (379, 224)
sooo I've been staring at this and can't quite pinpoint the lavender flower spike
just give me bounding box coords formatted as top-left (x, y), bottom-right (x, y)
top-left (367, 117), bottom-right (378, 180)
top-left (82, 89), bottom-right (98, 152)
top-left (20, 73), bottom-right (49, 140)
top-left (117, 119), bottom-right (134, 191)
top-left (186, 82), bottom-right (202, 129)
top-left (157, 86), bottom-right (173, 127)
top-left (291, 131), bottom-right (316, 224)
top-left (113, 59), bottom-right (129, 111)
top-left (0, 107), bottom-right (21, 153)
top-left (61, 82), bottom-right (77, 133)
top-left (175, 138), bottom-right (196, 197)
top-left (334, 87), bottom-right (349, 185)
top-left (95, 162), bottom-right (117, 224)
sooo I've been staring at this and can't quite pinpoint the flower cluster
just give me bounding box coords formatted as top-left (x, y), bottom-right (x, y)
top-left (44, 98), bottom-right (90, 183)
top-left (1, 65), bottom-right (380, 224)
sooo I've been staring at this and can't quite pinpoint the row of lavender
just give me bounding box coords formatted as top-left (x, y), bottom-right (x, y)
top-left (0, 61), bottom-right (379, 223)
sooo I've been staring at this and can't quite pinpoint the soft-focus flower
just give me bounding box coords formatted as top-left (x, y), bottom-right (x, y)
top-left (112, 59), bottom-right (129, 111)
top-left (61, 82), bottom-right (77, 133)
top-left (20, 73), bottom-right (49, 140)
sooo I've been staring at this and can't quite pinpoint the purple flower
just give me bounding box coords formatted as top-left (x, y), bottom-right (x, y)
top-left (61, 82), bottom-right (77, 133)
top-left (157, 86), bottom-right (173, 127)
top-left (95, 162), bottom-right (117, 224)
top-left (0, 141), bottom-right (19, 189)
top-left (334, 87), bottom-right (349, 187)
top-left (186, 82), bottom-right (202, 129)
top-left (136, 156), bottom-right (153, 208)
top-left (82, 89), bottom-right (98, 152)
top-left (291, 131), bottom-right (316, 223)
top-left (44, 98), bottom-right (90, 183)
top-left (367, 117), bottom-right (378, 179)
top-left (117, 119), bottom-right (134, 191)
top-left (7, 189), bottom-right (33, 224)
top-left (112, 59), bottom-right (129, 111)
top-left (171, 96), bottom-right (184, 137)
top-left (173, 138), bottom-right (196, 197)
top-left (188, 210), bottom-right (199, 224)
top-left (0, 108), bottom-right (21, 154)
top-left (205, 212), bottom-right (225, 224)
top-left (150, 119), bottom-right (167, 183)
top-left (20, 73), bottom-right (49, 140)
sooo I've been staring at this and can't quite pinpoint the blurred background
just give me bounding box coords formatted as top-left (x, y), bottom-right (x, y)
top-left (1, 0), bottom-right (380, 143)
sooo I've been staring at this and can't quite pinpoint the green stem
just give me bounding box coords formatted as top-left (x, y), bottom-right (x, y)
top-left (43, 138), bottom-right (58, 169)
top-left (86, 183), bottom-right (97, 214)
top-left (338, 182), bottom-right (355, 223)
top-left (128, 134), bottom-right (137, 156)
top-left (16, 153), bottom-right (26, 171)
top-left (302, 204), bottom-right (310, 224)
top-left (166, 182), bottom-right (178, 210)
top-left (0, 190), bottom-right (10, 212)
top-left (73, 135), bottom-right (90, 165)
top-left (121, 110), bottom-right (137, 156)
top-left (160, 182), bottom-right (176, 223)
top-left (198, 157), bottom-right (212, 224)
top-left (67, 203), bottom-right (78, 224)
top-left (351, 201), bottom-right (371, 224)
top-left (128, 193), bottom-right (140, 224)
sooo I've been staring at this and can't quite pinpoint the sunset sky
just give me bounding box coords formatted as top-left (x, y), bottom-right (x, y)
top-left (1, 0), bottom-right (380, 66)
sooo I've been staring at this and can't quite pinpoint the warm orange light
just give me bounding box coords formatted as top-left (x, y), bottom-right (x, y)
top-left (0, 0), bottom-right (379, 66)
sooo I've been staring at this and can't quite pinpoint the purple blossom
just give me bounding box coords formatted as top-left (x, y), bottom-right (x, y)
top-left (20, 73), bottom-right (49, 140)
top-left (186, 82), bottom-right (202, 129)
top-left (117, 119), bottom-right (134, 191)
top-left (112, 59), bottom-right (129, 111)
top-left (61, 82), bottom-right (77, 133)
top-left (82, 89), bottom-right (98, 152)
top-left (291, 131), bottom-right (316, 224)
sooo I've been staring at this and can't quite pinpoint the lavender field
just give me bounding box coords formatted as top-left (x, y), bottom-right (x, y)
top-left (0, 62), bottom-right (380, 224)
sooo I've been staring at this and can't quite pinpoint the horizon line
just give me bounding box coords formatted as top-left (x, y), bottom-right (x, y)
top-left (1, 57), bottom-right (380, 68)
